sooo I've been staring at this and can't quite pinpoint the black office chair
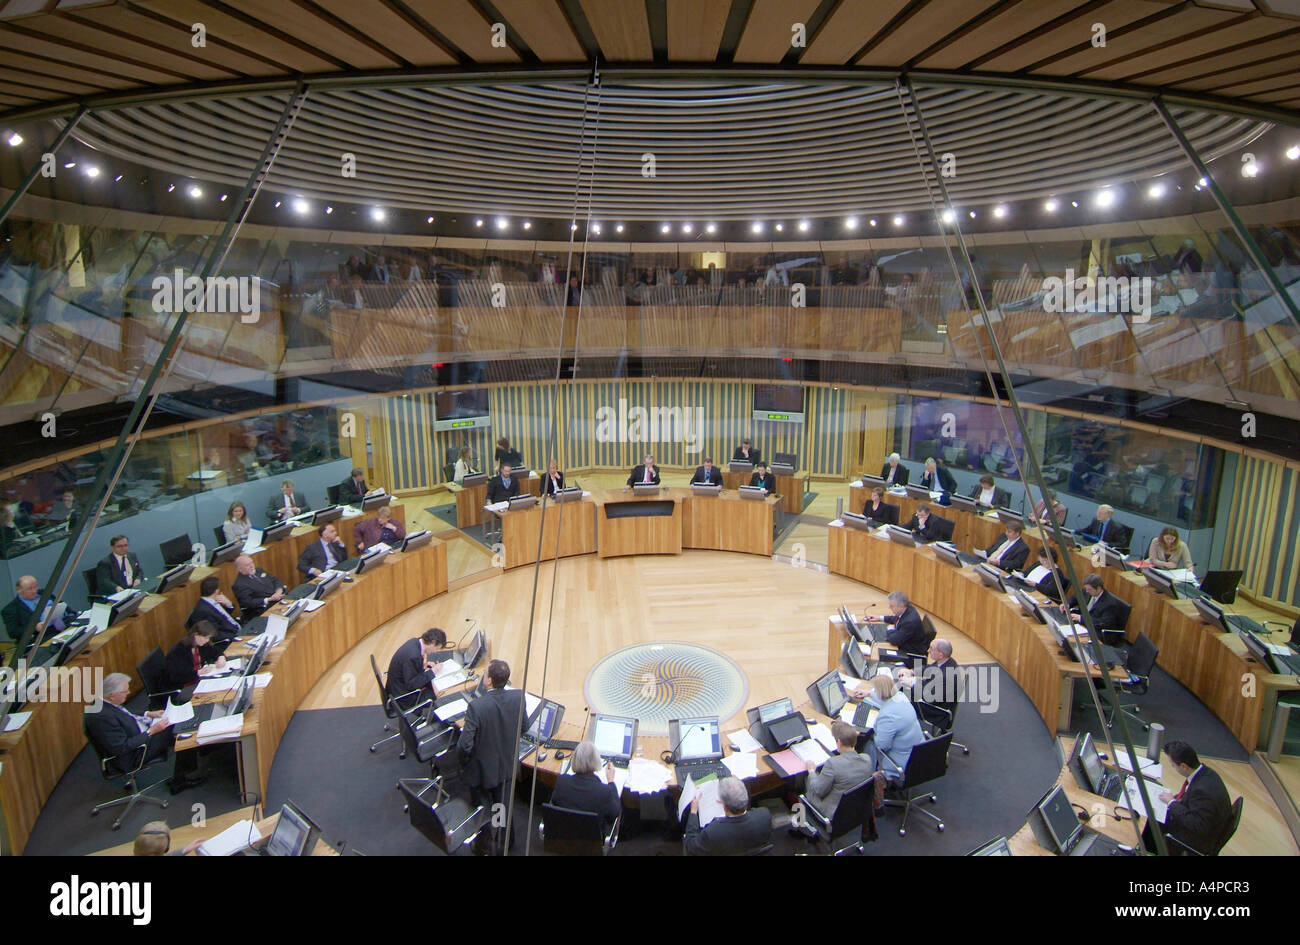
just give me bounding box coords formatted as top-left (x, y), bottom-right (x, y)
top-left (368, 654), bottom-right (434, 756)
top-left (922, 614), bottom-right (938, 650)
top-left (83, 719), bottom-right (169, 830)
top-left (442, 463), bottom-right (456, 483)
top-left (1166, 797), bottom-right (1243, 856)
top-left (882, 732), bottom-right (952, 836)
top-left (930, 516), bottom-right (956, 543)
top-left (159, 533), bottom-right (193, 569)
top-left (539, 802), bottom-right (621, 855)
top-left (796, 778), bottom-right (877, 855)
top-left (390, 685), bottom-right (450, 770)
top-left (398, 777), bottom-right (489, 856)
top-left (83, 567), bottom-right (101, 600)
top-left (136, 647), bottom-right (180, 711)
top-left (1106, 632), bottom-right (1159, 731)
top-left (1099, 598), bottom-right (1133, 649)
top-left (915, 673), bottom-right (970, 756)
top-left (326, 484), bottom-right (341, 505)
top-left (213, 525), bottom-right (227, 547)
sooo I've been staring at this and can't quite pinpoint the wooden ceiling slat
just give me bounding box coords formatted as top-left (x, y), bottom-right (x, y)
top-left (578, 0), bottom-right (652, 61)
top-left (0, 49), bottom-right (124, 88)
top-left (977, 0), bottom-right (1164, 73)
top-left (856, 0), bottom-right (1004, 69)
top-left (0, 25), bottom-right (185, 84)
top-left (0, 68), bottom-right (102, 96)
top-left (222, 0), bottom-right (402, 69)
top-left (0, 84), bottom-right (45, 102)
top-left (1034, 7), bottom-right (1237, 77)
top-left (732, 0), bottom-right (822, 63)
top-left (1136, 32), bottom-right (1300, 86)
top-left (308, 0), bottom-right (459, 66)
top-left (1200, 53), bottom-right (1300, 93)
top-left (384, 0), bottom-right (517, 63)
top-left (1084, 17), bottom-right (1285, 81)
top-left (917, 0), bottom-right (1098, 70)
top-left (12, 13), bottom-right (240, 80)
top-left (801, 0), bottom-right (911, 66)
top-left (1253, 83), bottom-right (1300, 102)
top-left (666, 0), bottom-right (730, 62)
top-left (72, 5), bottom-right (289, 77)
top-left (135, 0), bottom-right (343, 73)
top-left (489, 0), bottom-right (585, 61)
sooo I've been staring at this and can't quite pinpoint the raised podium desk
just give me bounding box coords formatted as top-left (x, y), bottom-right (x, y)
top-left (450, 472), bottom-right (541, 528)
top-left (682, 490), bottom-right (779, 556)
top-left (593, 490), bottom-right (683, 557)
top-left (495, 498), bottom-right (598, 570)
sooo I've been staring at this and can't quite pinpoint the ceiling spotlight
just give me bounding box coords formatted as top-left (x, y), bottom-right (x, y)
top-left (523, 221), bottom-right (532, 230)
top-left (660, 223), bottom-right (671, 234)
top-left (84, 166), bottom-right (100, 178)
top-left (751, 222), bottom-right (764, 234)
top-left (114, 174), bottom-right (123, 182)
top-left (1198, 177), bottom-right (1208, 187)
top-left (1044, 198), bottom-right (1059, 212)
top-left (615, 223), bottom-right (624, 233)
top-left (1287, 145), bottom-right (1299, 161)
top-left (325, 206), bottom-right (333, 214)
top-left (705, 223), bottom-right (717, 234)
top-left (681, 223), bottom-right (692, 234)
top-left (1241, 160), bottom-right (1259, 178)
top-left (190, 186), bottom-right (204, 199)
top-left (592, 223), bottom-right (602, 235)
top-left (1094, 189), bottom-right (1115, 208)
top-left (892, 215), bottom-right (904, 226)
top-left (474, 218), bottom-right (483, 227)
top-left (968, 210), bottom-right (977, 219)
top-left (1070, 200), bottom-right (1079, 208)
top-left (273, 200), bottom-right (280, 208)
top-left (427, 216), bottom-right (434, 224)
top-left (993, 205), bottom-right (1007, 219)
top-left (6, 133), bottom-right (21, 147)
top-left (844, 217), bottom-right (858, 230)
top-left (869, 219), bottom-right (877, 227)
top-left (798, 220), bottom-right (810, 232)
top-left (571, 223), bottom-right (578, 231)
top-left (166, 183), bottom-right (175, 192)
top-left (494, 217), bottom-right (508, 230)
top-left (1148, 182), bottom-right (1166, 199)
top-left (219, 193), bottom-right (228, 201)
top-left (774, 223), bottom-right (784, 232)
top-left (63, 162), bottom-right (76, 169)
top-left (940, 209), bottom-right (955, 224)
top-left (372, 208), bottom-right (386, 221)
top-left (293, 198), bottom-right (309, 214)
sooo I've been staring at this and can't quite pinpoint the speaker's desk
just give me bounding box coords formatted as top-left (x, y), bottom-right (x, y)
top-left (450, 472), bottom-right (540, 528)
top-left (682, 490), bottom-right (779, 556)
top-left (90, 805), bottom-right (339, 856)
top-left (592, 489), bottom-right (683, 558)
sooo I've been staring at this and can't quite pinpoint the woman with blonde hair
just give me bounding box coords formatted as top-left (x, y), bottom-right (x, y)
top-left (1147, 525), bottom-right (1193, 570)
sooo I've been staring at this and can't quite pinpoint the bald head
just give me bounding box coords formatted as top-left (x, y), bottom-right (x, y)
top-left (15, 575), bottom-right (38, 600)
top-left (235, 555), bottom-right (255, 576)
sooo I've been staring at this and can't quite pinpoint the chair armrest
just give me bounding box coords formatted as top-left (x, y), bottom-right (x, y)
top-left (103, 742), bottom-right (150, 777)
top-left (798, 794), bottom-right (830, 829)
top-left (1163, 832), bottom-right (1205, 856)
top-left (604, 811), bottom-right (622, 849)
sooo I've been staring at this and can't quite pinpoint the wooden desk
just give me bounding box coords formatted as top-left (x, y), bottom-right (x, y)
top-left (593, 489), bottom-right (683, 558)
top-left (776, 469), bottom-right (808, 515)
top-left (90, 807), bottom-right (337, 856)
top-left (451, 473), bottom-right (541, 528)
top-left (497, 498), bottom-right (597, 570)
top-left (1008, 758), bottom-right (1147, 855)
top-left (681, 492), bottom-right (778, 556)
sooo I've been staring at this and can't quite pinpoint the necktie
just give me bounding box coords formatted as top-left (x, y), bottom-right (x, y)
top-left (324, 542), bottom-right (336, 568)
top-left (644, 468), bottom-right (651, 483)
top-left (1088, 594), bottom-right (1097, 611)
top-left (1175, 780), bottom-right (1188, 801)
top-left (1099, 520), bottom-right (1108, 540)
top-left (119, 555), bottom-right (132, 585)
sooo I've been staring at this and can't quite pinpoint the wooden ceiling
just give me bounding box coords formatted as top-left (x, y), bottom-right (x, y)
top-left (0, 0), bottom-right (1298, 120)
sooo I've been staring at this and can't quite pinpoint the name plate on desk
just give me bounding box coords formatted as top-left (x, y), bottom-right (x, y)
top-left (605, 500), bottom-right (675, 519)
top-left (770, 463), bottom-right (795, 476)
top-left (461, 473), bottom-right (488, 487)
top-left (507, 494), bottom-right (538, 511)
top-left (690, 484), bottom-right (722, 496)
top-left (549, 487), bottom-right (583, 503)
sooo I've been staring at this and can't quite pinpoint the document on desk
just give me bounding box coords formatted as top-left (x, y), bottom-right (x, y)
top-left (1120, 776), bottom-right (1169, 823)
top-left (432, 662), bottom-right (467, 694)
top-left (106, 589), bottom-right (134, 604)
top-left (594, 762), bottom-right (630, 797)
top-left (808, 721), bottom-right (838, 753)
top-left (3, 711), bottom-right (32, 732)
top-left (792, 739), bottom-right (830, 767)
top-left (301, 598), bottom-right (327, 612)
top-left (196, 714), bottom-right (244, 745)
top-left (162, 700), bottom-right (194, 727)
top-left (677, 776), bottom-right (725, 827)
top-left (1114, 752), bottom-right (1162, 780)
top-left (197, 819), bottom-right (260, 856)
top-left (722, 751), bottom-right (759, 780)
top-left (87, 603), bottom-right (113, 632)
top-left (625, 757), bottom-right (671, 794)
top-left (243, 530), bottom-right (264, 554)
top-left (484, 501), bottom-right (509, 513)
top-left (727, 729), bottom-right (763, 754)
top-left (766, 748), bottom-right (803, 778)
top-left (434, 699), bottom-right (468, 722)
top-left (194, 673), bottom-right (272, 694)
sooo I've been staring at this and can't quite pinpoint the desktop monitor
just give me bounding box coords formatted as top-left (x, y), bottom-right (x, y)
top-left (886, 524), bottom-right (917, 547)
top-left (461, 472), bottom-right (489, 488)
top-left (154, 563), bottom-right (194, 595)
top-left (361, 493), bottom-right (391, 512)
top-left (690, 483), bottom-right (721, 496)
top-left (589, 714), bottom-right (638, 762)
top-left (56, 626), bottom-right (97, 665)
top-left (401, 530), bottom-right (432, 552)
top-left (1143, 569), bottom-right (1176, 598)
top-left (1078, 732), bottom-right (1106, 796)
top-left (312, 505), bottom-right (343, 525)
top-left (314, 571), bottom-right (344, 599)
top-left (632, 484), bottom-right (660, 496)
top-left (1193, 597), bottom-right (1230, 633)
top-left (354, 547), bottom-right (389, 575)
top-left (282, 599), bottom-right (306, 629)
top-left (1014, 588), bottom-right (1044, 623)
top-left (262, 521), bottom-right (295, 544)
top-left (1099, 546), bottom-right (1129, 570)
top-left (975, 564), bottom-right (1005, 591)
top-left (1035, 784), bottom-right (1083, 855)
top-left (755, 697), bottom-right (795, 726)
top-left (773, 451), bottom-right (798, 467)
top-left (905, 484), bottom-right (931, 500)
top-left (159, 535), bottom-right (194, 569)
top-left (842, 512), bottom-right (872, 531)
top-left (525, 698), bottom-right (564, 741)
top-left (1237, 629), bottom-right (1277, 673)
top-left (968, 836), bottom-right (1013, 856)
top-left (838, 605), bottom-right (863, 644)
top-left (932, 544), bottom-right (962, 567)
top-left (729, 460), bottom-right (754, 474)
top-left (813, 668), bottom-right (849, 718)
top-left (1199, 570), bottom-right (1244, 605)
top-left (861, 474), bottom-right (886, 488)
top-left (766, 711), bottom-right (808, 749)
top-left (244, 636), bottom-right (273, 676)
top-left (109, 592), bottom-right (144, 624)
top-left (841, 638), bottom-right (867, 680)
top-left (552, 487), bottom-right (583, 503)
top-left (668, 716), bottom-right (723, 762)
top-left (264, 800), bottom-right (321, 857)
top-left (459, 629), bottom-right (486, 670)
top-left (770, 463), bottom-right (795, 477)
top-left (738, 485), bottom-right (767, 500)
top-left (209, 539), bottom-right (242, 567)
top-left (997, 508), bottom-right (1024, 525)
top-left (949, 495), bottom-right (977, 513)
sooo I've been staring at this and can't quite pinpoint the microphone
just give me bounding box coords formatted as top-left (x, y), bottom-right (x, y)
top-left (453, 619), bottom-right (477, 650)
top-left (661, 722), bottom-right (702, 765)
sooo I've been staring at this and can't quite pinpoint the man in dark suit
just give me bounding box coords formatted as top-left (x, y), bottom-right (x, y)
top-left (487, 463), bottom-right (521, 504)
top-left (900, 639), bottom-right (960, 729)
top-left (1068, 573), bottom-right (1127, 633)
top-left (876, 590), bottom-right (928, 664)
top-left (1078, 504), bottom-right (1133, 551)
top-left (1021, 547), bottom-right (1071, 603)
top-left (185, 575), bottom-right (241, 661)
top-left (459, 659), bottom-right (527, 854)
top-left (684, 776), bottom-right (772, 855)
top-left (1144, 741), bottom-right (1233, 855)
top-left (880, 453), bottom-right (909, 487)
top-left (732, 440), bottom-right (760, 465)
top-left (903, 504), bottom-right (945, 543)
top-left (749, 462), bottom-right (777, 494)
top-left (626, 454), bottom-right (660, 488)
top-left (969, 474), bottom-right (1011, 510)
top-left (919, 458), bottom-right (957, 494)
top-left (550, 741), bottom-right (622, 834)
top-left (298, 523), bottom-right (347, 579)
top-left (985, 522), bottom-right (1029, 572)
top-left (232, 554), bottom-right (286, 623)
top-left (3, 574), bottom-right (65, 643)
top-left (266, 479), bottom-right (308, 523)
top-left (95, 535), bottom-right (143, 595)
top-left (354, 505), bottom-right (405, 552)
top-left (386, 627), bottom-right (446, 711)
top-left (339, 467), bottom-right (369, 505)
top-left (691, 457), bottom-right (723, 486)
top-left (86, 672), bottom-right (201, 794)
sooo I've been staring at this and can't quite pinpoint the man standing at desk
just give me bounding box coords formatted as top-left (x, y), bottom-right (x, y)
top-left (1143, 740), bottom-right (1233, 855)
top-left (3, 574), bottom-right (64, 642)
top-left (354, 505), bottom-right (406, 552)
top-left (459, 659), bottom-right (526, 854)
top-left (339, 468), bottom-right (371, 505)
top-left (267, 479), bottom-right (308, 523)
top-left (232, 554), bottom-right (285, 623)
top-left (750, 462), bottom-right (777, 494)
top-left (732, 439), bottom-right (760, 465)
top-left (298, 523), bottom-right (347, 578)
top-left (487, 463), bottom-right (520, 505)
top-left (386, 627), bottom-right (446, 711)
top-left (880, 453), bottom-right (909, 487)
top-left (95, 535), bottom-right (143, 594)
top-left (626, 454), bottom-right (660, 488)
top-left (691, 457), bottom-right (723, 486)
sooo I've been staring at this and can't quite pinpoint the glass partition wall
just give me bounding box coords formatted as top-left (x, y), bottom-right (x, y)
top-left (1, 76), bottom-right (1297, 852)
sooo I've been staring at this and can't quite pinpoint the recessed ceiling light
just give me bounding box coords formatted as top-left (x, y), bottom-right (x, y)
top-left (1148, 183), bottom-right (1166, 199)
top-left (293, 198), bottom-right (309, 214)
top-left (681, 223), bottom-right (692, 234)
top-left (1286, 145), bottom-right (1299, 161)
top-left (968, 210), bottom-right (977, 219)
top-left (993, 205), bottom-right (1007, 219)
top-left (1044, 199), bottom-right (1058, 212)
top-left (1241, 160), bottom-right (1258, 178)
top-left (571, 222), bottom-right (578, 231)
top-left (1070, 200), bottom-right (1079, 208)
top-left (427, 216), bottom-right (434, 224)
top-left (774, 223), bottom-right (784, 232)
top-left (660, 223), bottom-right (671, 234)
top-left (219, 193), bottom-right (228, 201)
top-left (523, 221), bottom-right (532, 230)
top-left (114, 174), bottom-right (123, 182)
top-left (844, 217), bottom-right (858, 230)
top-left (892, 215), bottom-right (904, 226)
top-left (941, 209), bottom-right (955, 224)
top-left (592, 223), bottom-right (602, 235)
top-left (372, 208), bottom-right (386, 221)
top-left (868, 219), bottom-right (877, 227)
top-left (64, 162), bottom-right (76, 169)
top-left (84, 166), bottom-right (100, 178)
top-left (6, 133), bottom-right (22, 147)
top-left (705, 223), bottom-right (717, 234)
top-left (751, 222), bottom-right (764, 234)
top-left (495, 217), bottom-right (508, 230)
top-left (190, 186), bottom-right (203, 199)
top-left (1198, 177), bottom-right (1208, 187)
top-left (166, 183), bottom-right (175, 192)
top-left (615, 223), bottom-right (624, 233)
top-left (798, 220), bottom-right (810, 232)
top-left (1094, 189), bottom-right (1116, 208)
top-left (474, 218), bottom-right (483, 227)
top-left (273, 200), bottom-right (281, 208)
top-left (325, 206), bottom-right (333, 214)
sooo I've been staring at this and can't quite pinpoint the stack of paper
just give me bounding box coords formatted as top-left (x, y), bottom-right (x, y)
top-left (721, 752), bottom-right (758, 780)
top-left (3, 711), bottom-right (32, 732)
top-left (808, 721), bottom-right (837, 753)
top-left (677, 776), bottom-right (727, 827)
top-left (434, 699), bottom-right (468, 722)
top-left (196, 819), bottom-right (260, 856)
top-left (624, 757), bottom-right (671, 794)
top-left (432, 659), bottom-right (466, 694)
top-left (1121, 776), bottom-right (1170, 823)
top-left (792, 739), bottom-right (830, 767)
top-left (301, 599), bottom-right (326, 612)
top-left (193, 673), bottom-right (272, 695)
top-left (1114, 752), bottom-right (1162, 780)
top-left (196, 714), bottom-right (244, 745)
top-left (161, 700), bottom-right (194, 727)
top-left (727, 730), bottom-right (762, 753)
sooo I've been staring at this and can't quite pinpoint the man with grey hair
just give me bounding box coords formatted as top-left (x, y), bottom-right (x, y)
top-left (899, 638), bottom-right (961, 730)
top-left (864, 590), bottom-right (928, 664)
top-left (550, 741), bottom-right (621, 833)
top-left (84, 672), bottom-right (203, 795)
top-left (683, 776), bottom-right (772, 855)
top-left (879, 452), bottom-right (909, 486)
top-left (1079, 503), bottom-right (1132, 552)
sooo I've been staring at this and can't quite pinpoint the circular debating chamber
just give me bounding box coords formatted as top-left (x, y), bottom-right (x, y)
top-left (1, 1), bottom-right (1298, 881)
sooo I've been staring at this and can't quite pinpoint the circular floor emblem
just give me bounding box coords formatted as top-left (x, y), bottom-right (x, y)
top-left (583, 642), bottom-right (749, 736)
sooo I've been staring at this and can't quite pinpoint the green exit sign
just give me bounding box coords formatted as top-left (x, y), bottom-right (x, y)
top-left (450, 420), bottom-right (475, 428)
top-left (765, 413), bottom-right (790, 421)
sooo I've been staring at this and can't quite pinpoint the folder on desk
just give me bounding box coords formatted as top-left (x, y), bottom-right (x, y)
top-left (196, 714), bottom-right (244, 745)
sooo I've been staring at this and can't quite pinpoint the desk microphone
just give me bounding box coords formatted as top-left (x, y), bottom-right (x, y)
top-left (661, 722), bottom-right (703, 765)
top-left (452, 619), bottom-right (477, 650)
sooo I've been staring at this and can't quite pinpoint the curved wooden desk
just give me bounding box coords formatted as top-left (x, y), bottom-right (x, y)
top-left (593, 489), bottom-right (683, 557)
